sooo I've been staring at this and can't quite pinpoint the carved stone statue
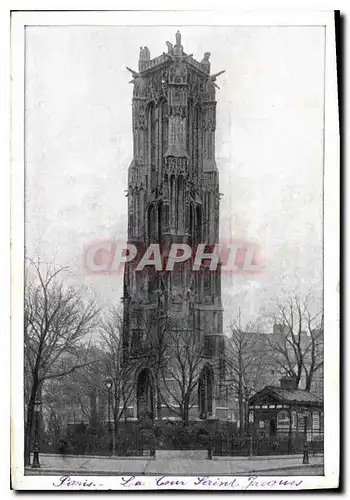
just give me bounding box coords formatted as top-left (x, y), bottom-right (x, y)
top-left (201, 52), bottom-right (211, 65)
top-left (166, 41), bottom-right (173, 54)
top-left (175, 30), bottom-right (181, 46)
top-left (201, 52), bottom-right (211, 62)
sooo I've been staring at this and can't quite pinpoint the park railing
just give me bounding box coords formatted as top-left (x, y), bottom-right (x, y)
top-left (211, 433), bottom-right (324, 457)
top-left (45, 422), bottom-right (156, 457)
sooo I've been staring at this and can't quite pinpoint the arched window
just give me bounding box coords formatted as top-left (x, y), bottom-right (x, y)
top-left (163, 203), bottom-right (170, 233)
top-left (148, 102), bottom-right (157, 190)
top-left (157, 201), bottom-right (163, 242)
top-left (204, 269), bottom-right (211, 297)
top-left (189, 204), bottom-right (194, 243)
top-left (187, 98), bottom-right (193, 174)
top-left (193, 104), bottom-right (202, 178)
top-left (147, 204), bottom-right (155, 243)
top-left (128, 213), bottom-right (135, 237)
top-left (132, 329), bottom-right (141, 352)
top-left (177, 176), bottom-right (184, 232)
top-left (164, 174), bottom-right (169, 199)
top-left (161, 100), bottom-right (168, 157)
top-left (196, 205), bottom-right (202, 244)
top-left (198, 365), bottom-right (214, 418)
top-left (170, 175), bottom-right (176, 230)
top-left (137, 368), bottom-right (154, 420)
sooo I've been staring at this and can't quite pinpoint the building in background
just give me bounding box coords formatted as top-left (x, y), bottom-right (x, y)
top-left (226, 323), bottom-right (324, 426)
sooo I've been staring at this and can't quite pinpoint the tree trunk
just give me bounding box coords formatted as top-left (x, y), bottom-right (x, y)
top-left (288, 408), bottom-right (292, 454)
top-left (113, 419), bottom-right (118, 455)
top-left (305, 374), bottom-right (312, 392)
top-left (156, 383), bottom-right (162, 420)
top-left (183, 399), bottom-right (189, 427)
top-left (24, 390), bottom-right (36, 466)
top-left (24, 419), bottom-right (32, 466)
top-left (25, 346), bottom-right (42, 465)
top-left (295, 361), bottom-right (303, 389)
top-left (238, 377), bottom-right (244, 436)
top-left (238, 396), bottom-right (244, 436)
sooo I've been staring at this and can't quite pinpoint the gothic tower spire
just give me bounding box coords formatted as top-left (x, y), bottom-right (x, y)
top-left (123, 32), bottom-right (228, 421)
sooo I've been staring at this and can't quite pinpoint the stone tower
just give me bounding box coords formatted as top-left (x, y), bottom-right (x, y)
top-left (123, 32), bottom-right (228, 421)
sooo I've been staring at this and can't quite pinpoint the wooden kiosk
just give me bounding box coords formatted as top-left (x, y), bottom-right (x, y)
top-left (248, 384), bottom-right (323, 455)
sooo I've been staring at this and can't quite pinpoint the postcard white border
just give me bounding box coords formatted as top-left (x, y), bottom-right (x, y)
top-left (10, 8), bottom-right (339, 491)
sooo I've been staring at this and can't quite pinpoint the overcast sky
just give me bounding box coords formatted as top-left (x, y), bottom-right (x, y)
top-left (25, 26), bottom-right (325, 328)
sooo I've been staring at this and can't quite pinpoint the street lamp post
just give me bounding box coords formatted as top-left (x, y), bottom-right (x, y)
top-left (302, 411), bottom-right (310, 465)
top-left (31, 399), bottom-right (42, 469)
top-left (248, 410), bottom-right (254, 458)
top-left (207, 414), bottom-right (214, 460)
top-left (105, 377), bottom-right (113, 455)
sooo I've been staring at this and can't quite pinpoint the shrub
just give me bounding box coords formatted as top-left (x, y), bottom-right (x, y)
top-left (52, 419), bottom-right (240, 455)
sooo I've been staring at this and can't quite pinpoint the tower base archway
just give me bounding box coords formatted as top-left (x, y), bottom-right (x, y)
top-left (198, 365), bottom-right (214, 419)
top-left (136, 368), bottom-right (154, 420)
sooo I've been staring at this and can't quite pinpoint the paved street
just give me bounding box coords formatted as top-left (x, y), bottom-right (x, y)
top-left (25, 453), bottom-right (324, 476)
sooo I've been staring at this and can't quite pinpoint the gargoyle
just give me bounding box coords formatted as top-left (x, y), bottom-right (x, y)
top-left (207, 70), bottom-right (225, 89)
top-left (126, 66), bottom-right (140, 84)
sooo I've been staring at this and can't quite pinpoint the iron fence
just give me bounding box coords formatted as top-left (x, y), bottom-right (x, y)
top-left (211, 433), bottom-right (324, 457)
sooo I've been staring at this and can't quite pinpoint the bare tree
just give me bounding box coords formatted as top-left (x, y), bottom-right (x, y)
top-left (43, 360), bottom-right (91, 428)
top-left (267, 294), bottom-right (324, 391)
top-left (303, 307), bottom-right (324, 391)
top-left (159, 325), bottom-right (206, 426)
top-left (43, 345), bottom-right (106, 433)
top-left (226, 317), bottom-right (273, 434)
top-left (24, 259), bottom-right (99, 465)
top-left (98, 306), bottom-right (135, 452)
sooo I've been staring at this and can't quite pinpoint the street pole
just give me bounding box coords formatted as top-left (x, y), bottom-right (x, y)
top-left (249, 429), bottom-right (253, 458)
top-left (105, 376), bottom-right (113, 455)
top-left (207, 414), bottom-right (213, 460)
top-left (156, 289), bottom-right (162, 421)
top-left (303, 413), bottom-right (309, 465)
top-left (108, 389), bottom-right (112, 454)
top-left (248, 409), bottom-right (254, 459)
top-left (31, 400), bottom-right (41, 469)
top-left (112, 394), bottom-right (116, 456)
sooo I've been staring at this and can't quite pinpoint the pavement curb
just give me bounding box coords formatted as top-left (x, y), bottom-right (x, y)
top-left (34, 453), bottom-right (324, 461)
top-left (212, 454), bottom-right (323, 461)
top-left (248, 463), bottom-right (324, 474)
top-left (30, 454), bottom-right (152, 461)
top-left (24, 463), bottom-right (324, 477)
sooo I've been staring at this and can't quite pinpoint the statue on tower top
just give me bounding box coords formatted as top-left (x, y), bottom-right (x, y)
top-left (175, 30), bottom-right (181, 46)
top-left (201, 52), bottom-right (211, 72)
top-left (166, 41), bottom-right (173, 55)
top-left (173, 30), bottom-right (183, 57)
